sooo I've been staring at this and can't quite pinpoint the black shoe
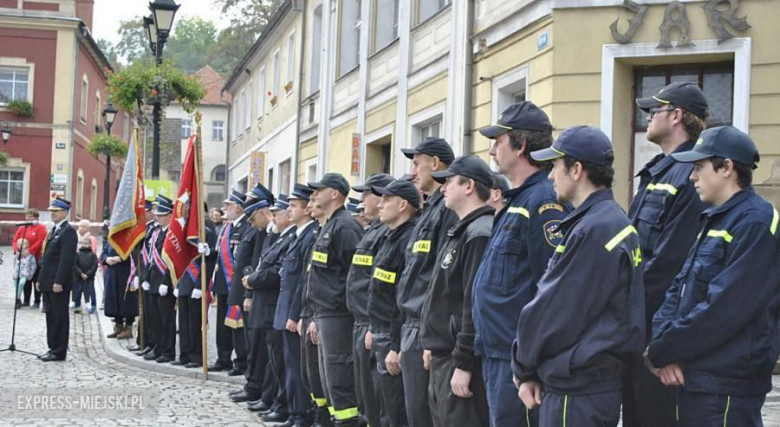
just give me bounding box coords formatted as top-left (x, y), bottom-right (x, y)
top-left (37, 352), bottom-right (52, 360)
top-left (230, 391), bottom-right (259, 403)
top-left (208, 363), bottom-right (228, 372)
top-left (155, 356), bottom-right (173, 363)
top-left (171, 360), bottom-right (187, 366)
top-left (143, 352), bottom-right (158, 361)
top-left (31, 302), bottom-right (39, 309)
top-left (137, 347), bottom-right (153, 356)
top-left (40, 353), bottom-right (65, 362)
top-left (262, 412), bottom-right (288, 423)
top-left (227, 367), bottom-right (245, 376)
top-left (184, 362), bottom-right (201, 368)
top-left (276, 420), bottom-right (295, 427)
top-left (247, 400), bottom-right (272, 412)
top-left (15, 300), bottom-right (22, 309)
top-left (229, 388), bottom-right (245, 396)
top-left (126, 344), bottom-right (141, 352)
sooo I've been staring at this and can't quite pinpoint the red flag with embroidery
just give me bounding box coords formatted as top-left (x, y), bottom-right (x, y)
top-left (162, 134), bottom-right (202, 286)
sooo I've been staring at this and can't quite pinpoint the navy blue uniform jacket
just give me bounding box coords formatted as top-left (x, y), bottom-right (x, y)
top-left (275, 221), bottom-right (319, 329)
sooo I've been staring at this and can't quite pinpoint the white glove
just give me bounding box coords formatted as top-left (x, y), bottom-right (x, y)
top-left (132, 277), bottom-right (140, 291)
top-left (191, 289), bottom-right (202, 299)
top-left (197, 242), bottom-right (211, 256)
top-left (159, 284), bottom-right (168, 296)
top-left (173, 288), bottom-right (179, 298)
top-left (142, 281), bottom-right (151, 291)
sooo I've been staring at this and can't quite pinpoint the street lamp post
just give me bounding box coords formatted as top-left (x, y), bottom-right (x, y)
top-left (145, 0), bottom-right (179, 180)
top-left (102, 103), bottom-right (117, 221)
top-left (0, 121), bottom-right (11, 145)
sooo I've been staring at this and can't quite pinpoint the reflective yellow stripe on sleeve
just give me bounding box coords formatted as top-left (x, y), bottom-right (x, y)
top-left (771, 208), bottom-right (778, 235)
top-left (412, 240), bottom-right (431, 253)
top-left (352, 254), bottom-right (373, 266)
top-left (707, 229), bottom-right (733, 243)
top-left (507, 206), bottom-right (530, 218)
top-left (646, 183), bottom-right (678, 195)
top-left (333, 406), bottom-right (359, 421)
top-left (312, 251), bottom-right (328, 263)
top-left (605, 225), bottom-right (638, 252)
top-left (373, 268), bottom-right (397, 284)
top-left (555, 245), bottom-right (566, 254)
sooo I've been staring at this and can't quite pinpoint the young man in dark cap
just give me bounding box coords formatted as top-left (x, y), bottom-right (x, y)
top-left (128, 199), bottom-right (158, 354)
top-left (347, 173), bottom-right (395, 427)
top-left (419, 155), bottom-right (495, 426)
top-left (274, 184), bottom-right (319, 427)
top-left (514, 126), bottom-right (645, 427)
top-left (623, 81), bottom-right (711, 427)
top-left (37, 197), bottom-right (78, 362)
top-left (646, 126), bottom-right (780, 426)
top-left (211, 190), bottom-right (247, 372)
top-left (367, 179), bottom-right (420, 427)
top-left (472, 102), bottom-right (567, 427)
top-left (396, 137), bottom-right (459, 427)
top-left (487, 171), bottom-right (509, 213)
top-left (307, 172), bottom-right (364, 427)
top-left (141, 195), bottom-right (177, 363)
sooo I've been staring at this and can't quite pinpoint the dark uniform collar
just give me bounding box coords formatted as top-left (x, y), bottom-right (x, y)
top-left (559, 188), bottom-right (614, 232)
top-left (327, 206), bottom-right (347, 223)
top-left (702, 186), bottom-right (755, 218)
top-left (426, 187), bottom-right (444, 208)
top-left (504, 169), bottom-right (549, 199)
top-left (387, 217), bottom-right (415, 239)
top-left (637, 139), bottom-right (696, 178)
top-left (448, 205), bottom-right (495, 237)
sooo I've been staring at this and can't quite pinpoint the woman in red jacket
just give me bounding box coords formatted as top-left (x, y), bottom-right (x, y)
top-left (12, 209), bottom-right (47, 309)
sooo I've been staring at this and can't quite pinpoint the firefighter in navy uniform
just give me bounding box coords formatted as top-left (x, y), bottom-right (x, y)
top-left (647, 126), bottom-right (780, 426)
top-left (306, 173), bottom-right (364, 427)
top-left (472, 102), bottom-right (567, 427)
top-left (623, 82), bottom-right (711, 427)
top-left (275, 185), bottom-right (319, 427)
top-left (420, 156), bottom-right (494, 427)
top-left (396, 138), bottom-right (459, 427)
top-left (245, 196), bottom-right (298, 423)
top-left (514, 126), bottom-right (645, 427)
top-left (37, 197), bottom-right (78, 362)
top-left (346, 173), bottom-right (395, 427)
top-left (141, 195), bottom-right (177, 363)
top-left (210, 190), bottom-right (247, 372)
top-left (173, 222), bottom-right (216, 368)
top-left (128, 199), bottom-right (158, 354)
top-left (369, 179), bottom-right (421, 427)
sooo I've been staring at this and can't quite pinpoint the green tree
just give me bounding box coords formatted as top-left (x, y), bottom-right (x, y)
top-left (96, 38), bottom-right (120, 69)
top-left (115, 17), bottom-right (153, 64)
top-left (166, 17), bottom-right (218, 73)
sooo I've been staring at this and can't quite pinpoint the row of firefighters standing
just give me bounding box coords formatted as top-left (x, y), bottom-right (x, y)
top-left (128, 81), bottom-right (780, 427)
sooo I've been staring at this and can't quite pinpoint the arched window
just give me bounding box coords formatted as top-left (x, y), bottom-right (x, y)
top-left (212, 165), bottom-right (226, 182)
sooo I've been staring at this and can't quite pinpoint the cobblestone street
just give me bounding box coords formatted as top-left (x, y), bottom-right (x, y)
top-left (0, 248), bottom-right (262, 426)
top-left (0, 243), bottom-right (778, 426)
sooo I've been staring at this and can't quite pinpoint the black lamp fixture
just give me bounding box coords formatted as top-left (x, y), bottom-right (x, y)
top-left (149, 0), bottom-right (180, 40)
top-left (102, 102), bottom-right (117, 133)
top-left (101, 103), bottom-right (118, 221)
top-left (0, 121), bottom-right (10, 145)
top-left (143, 15), bottom-right (157, 53)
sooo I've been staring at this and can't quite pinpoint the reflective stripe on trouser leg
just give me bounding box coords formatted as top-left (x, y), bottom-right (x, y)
top-left (317, 316), bottom-right (359, 422)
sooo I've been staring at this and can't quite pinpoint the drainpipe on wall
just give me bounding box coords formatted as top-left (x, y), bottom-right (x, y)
top-left (222, 93), bottom-right (231, 197)
top-left (68, 27), bottom-right (81, 215)
top-left (462, 0), bottom-right (475, 155)
top-left (293, 0), bottom-right (307, 188)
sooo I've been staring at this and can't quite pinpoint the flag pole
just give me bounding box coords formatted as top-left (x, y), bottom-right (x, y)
top-left (195, 112), bottom-right (208, 376)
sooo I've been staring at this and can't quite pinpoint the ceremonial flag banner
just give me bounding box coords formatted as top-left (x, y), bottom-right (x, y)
top-left (162, 134), bottom-right (203, 286)
top-left (108, 128), bottom-right (146, 259)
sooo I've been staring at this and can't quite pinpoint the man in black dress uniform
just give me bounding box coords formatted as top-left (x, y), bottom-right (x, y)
top-left (38, 197), bottom-right (78, 362)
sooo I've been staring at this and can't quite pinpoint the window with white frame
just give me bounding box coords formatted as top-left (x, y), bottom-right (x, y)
top-left (76, 171), bottom-right (84, 218)
top-left (213, 120), bottom-right (224, 140)
top-left (267, 167), bottom-right (274, 193)
top-left (258, 67), bottom-right (266, 119)
top-left (279, 159), bottom-right (291, 194)
top-left (373, 0), bottom-right (399, 52)
top-left (307, 162), bottom-right (317, 182)
top-left (492, 65), bottom-right (528, 129)
top-left (212, 164), bottom-right (226, 181)
top-left (80, 76), bottom-right (88, 123)
top-left (286, 31), bottom-right (295, 93)
top-left (338, 0), bottom-right (361, 77)
top-left (231, 99), bottom-right (238, 141)
top-left (181, 119), bottom-right (192, 139)
top-left (419, 120), bottom-right (441, 140)
top-left (309, 6), bottom-right (323, 95)
top-left (417, 0), bottom-right (450, 25)
top-left (90, 179), bottom-right (97, 220)
top-left (272, 51), bottom-right (280, 104)
top-left (94, 92), bottom-right (101, 129)
top-left (0, 67), bottom-right (29, 104)
top-left (242, 89), bottom-right (249, 129)
top-left (0, 168), bottom-right (24, 207)
top-left (246, 80), bottom-right (253, 127)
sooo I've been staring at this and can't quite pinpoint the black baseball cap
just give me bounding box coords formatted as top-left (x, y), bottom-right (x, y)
top-left (531, 125), bottom-right (614, 166)
top-left (308, 173), bottom-right (350, 196)
top-left (372, 180), bottom-right (420, 210)
top-left (352, 173), bottom-right (395, 192)
top-left (479, 101), bottom-right (553, 138)
top-left (430, 155), bottom-right (493, 187)
top-left (636, 82), bottom-right (709, 120)
top-left (491, 172), bottom-right (510, 193)
top-left (672, 126), bottom-right (759, 169)
top-left (401, 138), bottom-right (455, 165)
